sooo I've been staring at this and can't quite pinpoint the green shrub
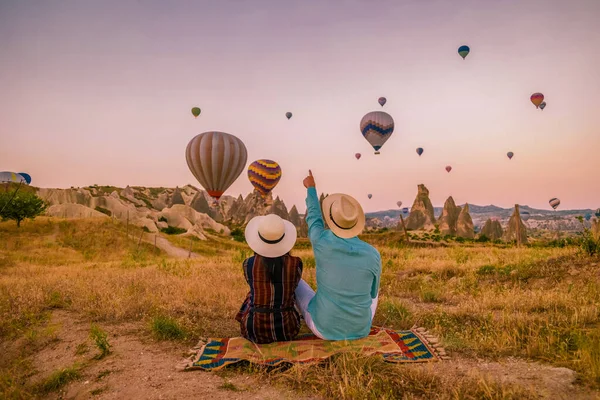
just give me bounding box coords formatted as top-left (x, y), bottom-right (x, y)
top-left (231, 227), bottom-right (245, 242)
top-left (161, 226), bottom-right (187, 235)
top-left (158, 216), bottom-right (168, 223)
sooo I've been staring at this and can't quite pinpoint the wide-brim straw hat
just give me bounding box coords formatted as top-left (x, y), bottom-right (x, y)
top-left (322, 193), bottom-right (365, 239)
top-left (245, 214), bottom-right (297, 258)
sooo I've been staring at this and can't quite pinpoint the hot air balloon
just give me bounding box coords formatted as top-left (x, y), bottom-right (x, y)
top-left (458, 45), bottom-right (470, 59)
top-left (520, 211), bottom-right (530, 221)
top-left (530, 93), bottom-right (544, 108)
top-left (595, 208), bottom-right (600, 218)
top-left (247, 160), bottom-right (282, 198)
top-left (368, 194), bottom-right (372, 199)
top-left (185, 131), bottom-right (248, 201)
top-left (396, 201), bottom-right (402, 208)
top-left (549, 198), bottom-right (560, 210)
top-left (445, 166), bottom-right (452, 173)
top-left (402, 207), bottom-right (409, 216)
top-left (507, 152), bottom-right (514, 160)
top-left (378, 97), bottom-right (387, 107)
top-left (355, 153), bottom-right (361, 160)
top-left (191, 107), bottom-right (201, 118)
top-left (17, 173), bottom-right (31, 184)
top-left (539, 101), bottom-right (546, 110)
top-left (286, 112), bottom-right (292, 120)
top-left (585, 213), bottom-right (592, 221)
top-left (0, 172), bottom-right (26, 184)
top-left (416, 147), bottom-right (424, 156)
top-left (360, 111), bottom-right (394, 155)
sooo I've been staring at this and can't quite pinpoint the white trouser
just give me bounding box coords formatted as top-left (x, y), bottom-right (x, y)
top-left (295, 279), bottom-right (379, 339)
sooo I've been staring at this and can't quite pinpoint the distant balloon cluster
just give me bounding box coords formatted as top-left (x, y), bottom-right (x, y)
top-left (180, 43), bottom-right (581, 214)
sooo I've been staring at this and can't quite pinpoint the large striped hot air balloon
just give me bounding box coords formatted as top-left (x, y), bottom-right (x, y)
top-left (185, 132), bottom-right (248, 201)
top-left (458, 45), bottom-right (470, 59)
top-left (549, 198), bottom-right (560, 210)
top-left (0, 172), bottom-right (26, 183)
top-left (360, 111), bottom-right (394, 155)
top-left (530, 93), bottom-right (544, 108)
top-left (378, 97), bottom-right (387, 107)
top-left (247, 159), bottom-right (282, 198)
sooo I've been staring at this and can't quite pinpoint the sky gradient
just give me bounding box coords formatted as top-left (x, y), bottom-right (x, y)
top-left (1, 0), bottom-right (599, 212)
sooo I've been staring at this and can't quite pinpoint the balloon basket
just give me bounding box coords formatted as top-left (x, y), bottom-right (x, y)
top-left (374, 151), bottom-right (380, 155)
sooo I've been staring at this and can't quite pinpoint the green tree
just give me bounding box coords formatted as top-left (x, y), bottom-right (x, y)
top-left (0, 190), bottom-right (47, 227)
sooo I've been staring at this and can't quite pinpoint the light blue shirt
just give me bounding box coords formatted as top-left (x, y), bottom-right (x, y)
top-left (305, 187), bottom-right (382, 340)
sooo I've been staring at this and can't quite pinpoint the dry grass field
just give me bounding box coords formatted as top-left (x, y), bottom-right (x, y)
top-left (1, 217), bottom-right (599, 399)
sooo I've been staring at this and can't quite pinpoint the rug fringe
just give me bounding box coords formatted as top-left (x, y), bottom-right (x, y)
top-left (412, 326), bottom-right (450, 361)
top-left (177, 340), bottom-right (208, 372)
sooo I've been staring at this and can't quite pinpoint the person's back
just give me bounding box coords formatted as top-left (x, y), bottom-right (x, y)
top-left (295, 170), bottom-right (382, 341)
top-left (309, 231), bottom-right (380, 339)
top-left (236, 214), bottom-right (303, 344)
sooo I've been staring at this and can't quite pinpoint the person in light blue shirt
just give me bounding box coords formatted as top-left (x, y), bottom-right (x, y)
top-left (295, 170), bottom-right (381, 340)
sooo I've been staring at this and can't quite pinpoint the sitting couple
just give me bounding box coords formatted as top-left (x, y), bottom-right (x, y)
top-left (235, 170), bottom-right (382, 344)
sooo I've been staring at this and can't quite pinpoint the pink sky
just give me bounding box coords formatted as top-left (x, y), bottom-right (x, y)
top-left (1, 0), bottom-right (599, 212)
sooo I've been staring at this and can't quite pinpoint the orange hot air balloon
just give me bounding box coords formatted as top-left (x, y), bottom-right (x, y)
top-left (530, 93), bottom-right (544, 108)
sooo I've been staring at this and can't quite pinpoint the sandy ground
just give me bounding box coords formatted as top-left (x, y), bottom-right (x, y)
top-left (14, 310), bottom-right (596, 400)
top-left (27, 311), bottom-right (314, 400)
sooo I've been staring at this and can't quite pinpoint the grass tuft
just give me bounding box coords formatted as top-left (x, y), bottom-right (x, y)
top-left (151, 315), bottom-right (186, 341)
top-left (90, 324), bottom-right (111, 359)
top-left (37, 365), bottom-right (80, 394)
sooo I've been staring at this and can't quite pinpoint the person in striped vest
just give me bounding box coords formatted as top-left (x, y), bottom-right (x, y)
top-left (235, 214), bottom-right (303, 344)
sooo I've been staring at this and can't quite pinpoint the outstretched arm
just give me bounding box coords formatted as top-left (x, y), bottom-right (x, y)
top-left (304, 170), bottom-right (324, 245)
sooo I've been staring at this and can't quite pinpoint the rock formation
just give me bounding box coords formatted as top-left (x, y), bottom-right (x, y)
top-left (169, 187), bottom-right (185, 207)
top-left (190, 192), bottom-right (211, 215)
top-left (269, 196), bottom-right (289, 220)
top-left (438, 196), bottom-right (461, 236)
top-left (504, 205), bottom-right (528, 244)
top-left (288, 205), bottom-right (302, 227)
top-left (480, 218), bottom-right (503, 240)
top-left (158, 205), bottom-right (230, 239)
top-left (456, 203), bottom-right (475, 238)
top-left (405, 184), bottom-right (436, 231)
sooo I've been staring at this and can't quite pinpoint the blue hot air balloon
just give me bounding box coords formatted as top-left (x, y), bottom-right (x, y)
top-left (402, 207), bottom-right (409, 216)
top-left (18, 173), bottom-right (31, 185)
top-left (596, 208), bottom-right (600, 218)
top-left (458, 45), bottom-right (470, 59)
top-left (416, 147), bottom-right (424, 156)
top-left (584, 213), bottom-right (592, 221)
top-left (520, 211), bottom-right (530, 221)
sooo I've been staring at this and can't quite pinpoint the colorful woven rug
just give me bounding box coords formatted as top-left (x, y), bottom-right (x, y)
top-left (180, 327), bottom-right (446, 371)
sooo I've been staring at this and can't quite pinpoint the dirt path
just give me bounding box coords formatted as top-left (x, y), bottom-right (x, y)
top-left (15, 311), bottom-right (599, 399)
top-left (30, 311), bottom-right (315, 400)
top-left (141, 233), bottom-right (199, 259)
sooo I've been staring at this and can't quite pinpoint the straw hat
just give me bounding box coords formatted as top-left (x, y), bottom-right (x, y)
top-left (245, 214), bottom-right (297, 258)
top-left (322, 194), bottom-right (365, 239)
